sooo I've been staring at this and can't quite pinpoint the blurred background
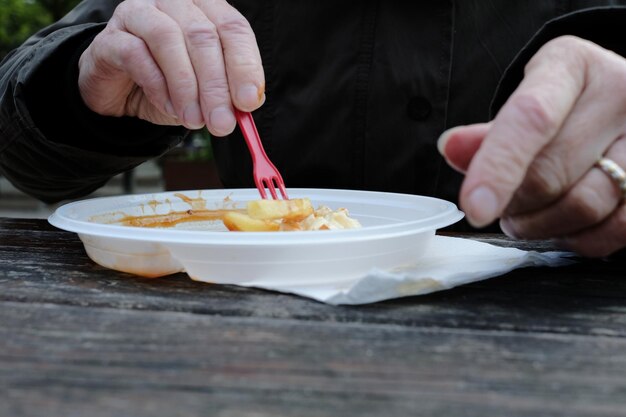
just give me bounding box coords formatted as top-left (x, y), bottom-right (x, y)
top-left (0, 0), bottom-right (223, 218)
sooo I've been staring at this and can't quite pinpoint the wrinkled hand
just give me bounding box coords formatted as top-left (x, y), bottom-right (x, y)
top-left (438, 36), bottom-right (626, 257)
top-left (78, 0), bottom-right (265, 136)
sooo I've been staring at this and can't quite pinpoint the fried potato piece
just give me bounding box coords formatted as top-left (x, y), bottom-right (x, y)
top-left (247, 198), bottom-right (314, 222)
top-left (222, 211), bottom-right (280, 232)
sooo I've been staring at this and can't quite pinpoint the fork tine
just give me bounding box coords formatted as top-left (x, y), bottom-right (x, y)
top-left (235, 109), bottom-right (289, 200)
top-left (276, 177), bottom-right (289, 200)
top-left (267, 179), bottom-right (279, 200)
top-left (254, 177), bottom-right (268, 199)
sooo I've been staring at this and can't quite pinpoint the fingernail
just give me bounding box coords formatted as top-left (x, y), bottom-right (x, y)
top-left (499, 218), bottom-right (518, 238)
top-left (238, 84), bottom-right (262, 107)
top-left (466, 186), bottom-right (500, 227)
top-left (209, 106), bottom-right (236, 136)
top-left (437, 127), bottom-right (457, 156)
top-left (436, 127), bottom-right (466, 173)
top-left (184, 103), bottom-right (204, 129)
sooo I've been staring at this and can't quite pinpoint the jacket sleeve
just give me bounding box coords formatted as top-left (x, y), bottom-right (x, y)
top-left (491, 6), bottom-right (626, 115)
top-left (0, 0), bottom-right (188, 204)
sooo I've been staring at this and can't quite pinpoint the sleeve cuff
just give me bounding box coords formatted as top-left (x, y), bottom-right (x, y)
top-left (22, 24), bottom-right (188, 158)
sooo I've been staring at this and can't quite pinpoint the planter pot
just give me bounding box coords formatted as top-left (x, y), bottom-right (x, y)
top-left (161, 159), bottom-right (223, 191)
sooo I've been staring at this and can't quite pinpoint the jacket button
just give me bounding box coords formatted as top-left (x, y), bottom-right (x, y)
top-left (407, 96), bottom-right (432, 121)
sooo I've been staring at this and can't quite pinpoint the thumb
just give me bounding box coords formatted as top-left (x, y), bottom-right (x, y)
top-left (437, 123), bottom-right (491, 173)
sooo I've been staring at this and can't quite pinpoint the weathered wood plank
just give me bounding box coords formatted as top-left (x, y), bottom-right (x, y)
top-left (2, 219), bottom-right (626, 338)
top-left (4, 256), bottom-right (626, 337)
top-left (2, 218), bottom-right (626, 416)
top-left (1, 301), bottom-right (626, 417)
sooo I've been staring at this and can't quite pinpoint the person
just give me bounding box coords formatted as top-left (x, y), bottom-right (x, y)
top-left (1, 0), bottom-right (626, 257)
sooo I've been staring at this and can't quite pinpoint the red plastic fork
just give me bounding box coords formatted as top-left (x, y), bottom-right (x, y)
top-left (234, 109), bottom-right (289, 200)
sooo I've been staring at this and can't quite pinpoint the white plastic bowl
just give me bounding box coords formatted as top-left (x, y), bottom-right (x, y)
top-left (48, 188), bottom-right (464, 285)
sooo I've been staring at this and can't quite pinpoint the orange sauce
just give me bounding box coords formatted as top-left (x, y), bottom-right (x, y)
top-left (173, 193), bottom-right (208, 211)
top-left (107, 193), bottom-right (244, 229)
top-left (117, 208), bottom-right (244, 228)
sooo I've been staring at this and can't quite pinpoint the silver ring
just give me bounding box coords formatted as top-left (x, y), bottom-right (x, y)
top-left (596, 157), bottom-right (626, 201)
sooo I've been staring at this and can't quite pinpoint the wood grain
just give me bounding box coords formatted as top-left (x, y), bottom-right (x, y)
top-left (1, 218), bottom-right (626, 416)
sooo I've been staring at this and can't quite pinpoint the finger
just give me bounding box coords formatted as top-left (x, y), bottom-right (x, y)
top-left (196, 0), bottom-right (265, 111)
top-left (80, 28), bottom-right (176, 124)
top-left (555, 203), bottom-right (626, 258)
top-left (460, 37), bottom-right (586, 227)
top-left (437, 123), bottom-right (491, 173)
top-left (115, 1), bottom-right (204, 129)
top-left (156, 0), bottom-right (235, 136)
top-left (500, 135), bottom-right (626, 239)
top-left (505, 56), bottom-right (626, 216)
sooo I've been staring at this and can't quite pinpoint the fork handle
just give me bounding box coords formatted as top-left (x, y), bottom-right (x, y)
top-left (234, 109), bottom-right (268, 165)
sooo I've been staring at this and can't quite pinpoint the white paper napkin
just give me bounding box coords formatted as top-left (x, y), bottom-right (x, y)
top-left (238, 235), bottom-right (576, 305)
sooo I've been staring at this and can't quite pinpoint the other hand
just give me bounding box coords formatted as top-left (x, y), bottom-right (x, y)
top-left (439, 35), bottom-right (626, 257)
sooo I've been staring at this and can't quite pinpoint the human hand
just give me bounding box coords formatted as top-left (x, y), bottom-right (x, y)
top-left (78, 0), bottom-right (265, 136)
top-left (438, 36), bottom-right (626, 257)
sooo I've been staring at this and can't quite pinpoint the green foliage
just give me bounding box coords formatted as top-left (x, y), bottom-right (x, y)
top-left (0, 0), bottom-right (81, 59)
top-left (182, 129), bottom-right (214, 161)
top-left (165, 128), bottom-right (215, 162)
top-left (37, 0), bottom-right (81, 21)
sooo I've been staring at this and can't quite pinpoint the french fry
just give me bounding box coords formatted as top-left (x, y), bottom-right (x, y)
top-left (247, 198), bottom-right (313, 221)
top-left (222, 211), bottom-right (280, 232)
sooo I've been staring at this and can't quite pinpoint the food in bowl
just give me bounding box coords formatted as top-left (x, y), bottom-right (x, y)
top-left (109, 196), bottom-right (361, 232)
top-left (224, 198), bottom-right (362, 231)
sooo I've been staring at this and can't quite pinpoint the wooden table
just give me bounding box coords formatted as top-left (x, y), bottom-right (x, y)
top-left (1, 217), bottom-right (625, 417)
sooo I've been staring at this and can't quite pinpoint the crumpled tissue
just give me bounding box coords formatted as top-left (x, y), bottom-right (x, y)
top-left (237, 235), bottom-right (576, 305)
